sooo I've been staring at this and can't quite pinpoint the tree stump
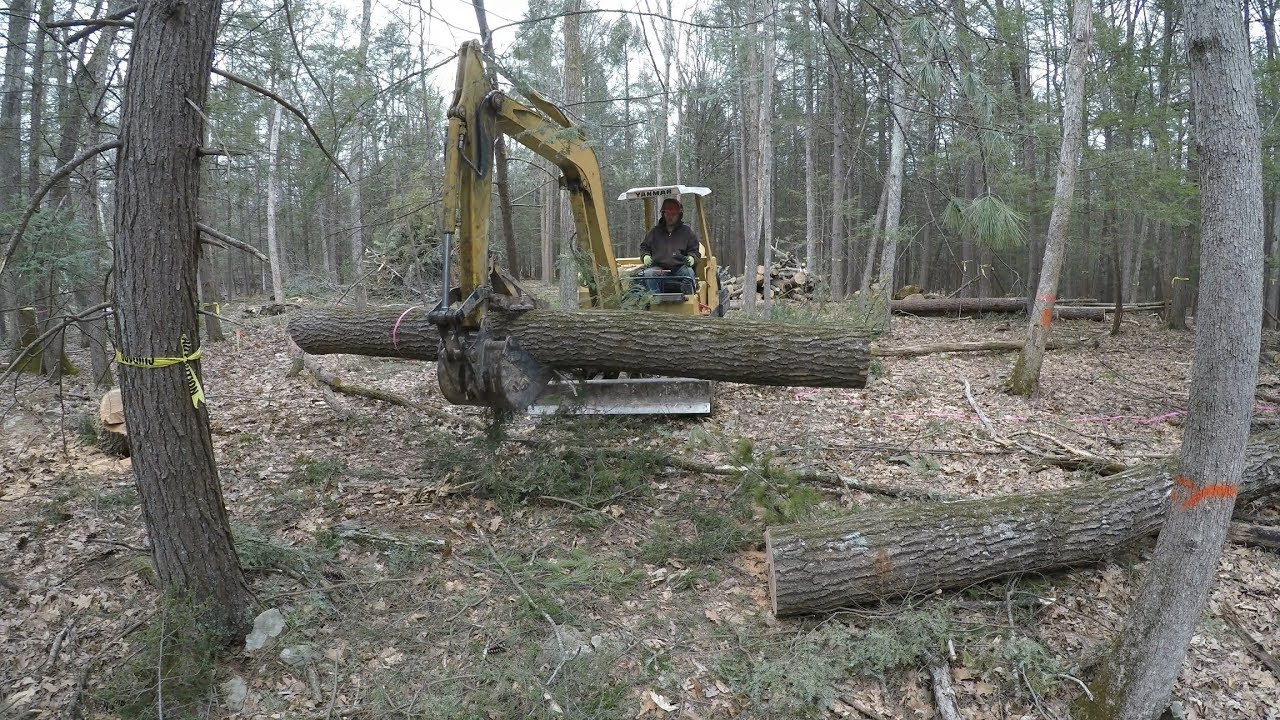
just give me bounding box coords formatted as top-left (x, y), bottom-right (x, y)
top-left (98, 388), bottom-right (130, 457)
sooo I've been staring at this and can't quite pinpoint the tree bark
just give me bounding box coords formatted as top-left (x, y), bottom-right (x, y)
top-left (892, 297), bottom-right (1104, 320)
top-left (113, 0), bottom-right (252, 636)
top-left (1007, 0), bottom-right (1092, 396)
top-left (1081, 2), bottom-right (1266, 716)
top-left (765, 434), bottom-right (1280, 616)
top-left (289, 306), bottom-right (871, 388)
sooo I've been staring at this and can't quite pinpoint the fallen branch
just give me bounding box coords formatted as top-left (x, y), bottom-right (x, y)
top-left (296, 351), bottom-right (483, 431)
top-left (926, 654), bottom-right (964, 720)
top-left (1221, 608), bottom-right (1280, 680)
top-left (635, 452), bottom-right (944, 501)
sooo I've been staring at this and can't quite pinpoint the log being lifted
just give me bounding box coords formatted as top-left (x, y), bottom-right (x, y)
top-left (892, 297), bottom-right (1105, 320)
top-left (288, 306), bottom-right (871, 388)
top-left (765, 435), bottom-right (1280, 615)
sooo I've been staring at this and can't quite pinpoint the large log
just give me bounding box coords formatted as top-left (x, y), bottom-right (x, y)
top-left (484, 308), bottom-right (869, 387)
top-left (290, 307), bottom-right (871, 388)
top-left (289, 306), bottom-right (441, 360)
top-left (892, 297), bottom-right (1104, 320)
top-left (765, 435), bottom-right (1280, 615)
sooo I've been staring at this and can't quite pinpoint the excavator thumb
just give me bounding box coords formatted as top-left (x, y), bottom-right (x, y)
top-left (437, 334), bottom-right (549, 412)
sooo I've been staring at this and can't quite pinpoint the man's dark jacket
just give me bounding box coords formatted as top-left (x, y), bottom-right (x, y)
top-left (641, 220), bottom-right (700, 271)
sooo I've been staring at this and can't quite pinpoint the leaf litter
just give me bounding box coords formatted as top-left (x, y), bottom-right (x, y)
top-left (0, 303), bottom-right (1277, 719)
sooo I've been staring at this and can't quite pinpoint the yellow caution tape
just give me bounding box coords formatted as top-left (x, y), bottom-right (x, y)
top-left (115, 333), bottom-right (207, 409)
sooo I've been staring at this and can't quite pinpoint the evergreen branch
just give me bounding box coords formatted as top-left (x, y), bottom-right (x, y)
top-left (0, 139), bottom-right (122, 277)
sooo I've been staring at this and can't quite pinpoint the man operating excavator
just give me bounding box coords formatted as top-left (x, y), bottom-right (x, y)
top-left (639, 197), bottom-right (700, 294)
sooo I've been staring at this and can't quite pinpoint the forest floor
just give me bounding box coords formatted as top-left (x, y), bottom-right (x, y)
top-left (2, 296), bottom-right (1279, 720)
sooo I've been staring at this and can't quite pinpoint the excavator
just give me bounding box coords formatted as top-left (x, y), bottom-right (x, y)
top-left (427, 41), bottom-right (726, 415)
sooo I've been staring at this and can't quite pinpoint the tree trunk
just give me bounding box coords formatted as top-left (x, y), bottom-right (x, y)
top-left (765, 434), bottom-right (1280, 616)
top-left (266, 99), bottom-right (286, 304)
top-left (874, 12), bottom-right (908, 326)
top-left (289, 306), bottom-right (871, 389)
top-left (557, 0), bottom-right (584, 310)
top-left (0, 0), bottom-right (32, 341)
top-left (892, 296), bottom-right (1104, 320)
top-left (348, 0), bottom-right (372, 308)
top-left (1007, 0), bottom-right (1092, 396)
top-left (113, 0), bottom-right (252, 636)
top-left (826, 0), bottom-right (846, 301)
top-left (803, 23), bottom-right (818, 274)
top-left (1080, 2), bottom-right (1265, 716)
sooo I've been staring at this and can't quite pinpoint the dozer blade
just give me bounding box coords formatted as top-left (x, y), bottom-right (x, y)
top-left (527, 377), bottom-right (713, 416)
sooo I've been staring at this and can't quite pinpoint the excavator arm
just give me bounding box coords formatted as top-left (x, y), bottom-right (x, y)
top-left (428, 41), bottom-right (622, 410)
top-left (437, 41), bottom-right (620, 316)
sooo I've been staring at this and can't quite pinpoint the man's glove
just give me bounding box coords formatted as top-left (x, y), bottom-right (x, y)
top-left (686, 255), bottom-right (696, 267)
top-left (643, 255), bottom-right (653, 267)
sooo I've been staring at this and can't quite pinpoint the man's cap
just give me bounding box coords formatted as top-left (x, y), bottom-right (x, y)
top-left (661, 197), bottom-right (683, 210)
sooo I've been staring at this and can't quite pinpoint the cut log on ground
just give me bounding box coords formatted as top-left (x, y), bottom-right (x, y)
top-left (873, 338), bottom-right (1081, 358)
top-left (289, 306), bottom-right (440, 360)
top-left (1228, 520), bottom-right (1280, 551)
top-left (290, 307), bottom-right (872, 389)
top-left (765, 434), bottom-right (1280, 615)
top-left (892, 297), bottom-right (1104, 320)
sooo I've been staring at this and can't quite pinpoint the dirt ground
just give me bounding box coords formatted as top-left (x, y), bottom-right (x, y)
top-left (2, 301), bottom-right (1278, 719)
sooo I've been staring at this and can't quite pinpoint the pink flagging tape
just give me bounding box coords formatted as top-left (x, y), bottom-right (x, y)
top-left (392, 306), bottom-right (417, 351)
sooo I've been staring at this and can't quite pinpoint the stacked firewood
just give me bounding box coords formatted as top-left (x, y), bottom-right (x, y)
top-left (724, 249), bottom-right (816, 302)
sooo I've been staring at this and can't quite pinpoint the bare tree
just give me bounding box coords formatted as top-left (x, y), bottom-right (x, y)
top-left (0, 0), bottom-right (33, 342)
top-left (266, 99), bottom-right (286, 304)
top-left (1006, 0), bottom-right (1092, 397)
top-left (113, 0), bottom-right (253, 635)
top-left (473, 0), bottom-right (521, 278)
top-left (873, 5), bottom-right (908, 326)
top-left (348, 0), bottom-right (372, 307)
top-left (824, 0), bottom-right (847, 300)
top-left (558, 0), bottom-right (585, 309)
top-left (1077, 1), bottom-right (1264, 716)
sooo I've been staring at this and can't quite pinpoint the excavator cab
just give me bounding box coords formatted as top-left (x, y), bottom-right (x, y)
top-left (612, 185), bottom-right (729, 318)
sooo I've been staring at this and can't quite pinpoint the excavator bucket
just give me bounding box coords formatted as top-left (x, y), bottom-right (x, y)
top-left (527, 376), bottom-right (714, 416)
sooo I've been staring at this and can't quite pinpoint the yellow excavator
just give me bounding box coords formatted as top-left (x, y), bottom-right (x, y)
top-left (427, 41), bottom-right (726, 414)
